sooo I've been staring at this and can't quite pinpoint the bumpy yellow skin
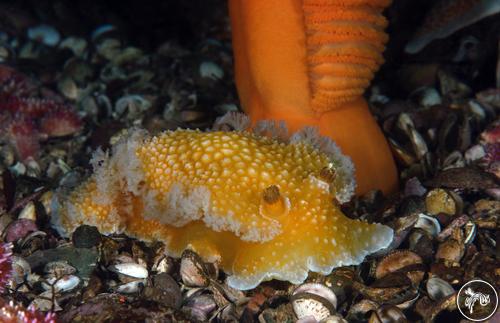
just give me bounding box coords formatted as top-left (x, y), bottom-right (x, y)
top-left (54, 127), bottom-right (393, 289)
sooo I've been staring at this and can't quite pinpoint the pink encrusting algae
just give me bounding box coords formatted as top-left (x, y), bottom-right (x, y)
top-left (0, 238), bottom-right (56, 322)
top-left (0, 299), bottom-right (57, 323)
top-left (0, 243), bottom-right (13, 292)
top-left (480, 121), bottom-right (500, 178)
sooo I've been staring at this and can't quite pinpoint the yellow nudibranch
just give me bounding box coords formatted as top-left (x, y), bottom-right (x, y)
top-left (52, 113), bottom-right (393, 290)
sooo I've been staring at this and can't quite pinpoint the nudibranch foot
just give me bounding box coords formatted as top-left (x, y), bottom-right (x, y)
top-left (52, 113), bottom-right (393, 290)
top-left (227, 220), bottom-right (393, 290)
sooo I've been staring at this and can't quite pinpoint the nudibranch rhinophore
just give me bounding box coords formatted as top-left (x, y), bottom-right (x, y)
top-left (52, 113), bottom-right (393, 290)
top-left (229, 0), bottom-right (398, 195)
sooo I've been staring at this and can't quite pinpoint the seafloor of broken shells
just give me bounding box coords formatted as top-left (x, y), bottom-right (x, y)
top-left (0, 2), bottom-right (498, 322)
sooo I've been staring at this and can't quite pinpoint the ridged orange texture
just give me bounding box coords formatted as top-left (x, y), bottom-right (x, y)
top-left (303, 0), bottom-right (389, 112)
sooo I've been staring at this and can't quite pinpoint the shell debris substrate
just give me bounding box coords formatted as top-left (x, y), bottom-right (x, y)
top-left (405, 0), bottom-right (500, 53)
top-left (52, 115), bottom-right (393, 290)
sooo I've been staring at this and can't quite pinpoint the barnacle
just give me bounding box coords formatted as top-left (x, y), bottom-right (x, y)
top-left (229, 0), bottom-right (398, 194)
top-left (53, 115), bottom-right (393, 290)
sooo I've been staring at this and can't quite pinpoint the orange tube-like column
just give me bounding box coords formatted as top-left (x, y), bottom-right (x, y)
top-left (229, 0), bottom-right (398, 195)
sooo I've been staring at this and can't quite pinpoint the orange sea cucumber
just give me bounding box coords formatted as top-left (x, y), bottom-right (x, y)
top-left (229, 0), bottom-right (398, 194)
top-left (52, 114), bottom-right (393, 290)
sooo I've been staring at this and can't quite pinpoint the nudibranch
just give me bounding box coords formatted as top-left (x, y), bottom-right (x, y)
top-left (229, 0), bottom-right (398, 195)
top-left (52, 114), bottom-right (393, 290)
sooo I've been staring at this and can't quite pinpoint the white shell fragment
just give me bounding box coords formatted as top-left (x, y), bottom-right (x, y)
top-left (410, 87), bottom-right (442, 107)
top-left (114, 95), bottom-right (152, 119)
top-left (108, 263), bottom-right (148, 279)
top-left (91, 24), bottom-right (117, 41)
top-left (464, 221), bottom-right (477, 245)
top-left (465, 145), bottom-right (486, 163)
top-left (27, 25), bottom-right (60, 46)
top-left (415, 213), bottom-right (441, 237)
top-left (291, 283), bottom-right (338, 321)
top-left (59, 37), bottom-right (88, 57)
top-left (292, 294), bottom-right (334, 322)
top-left (426, 277), bottom-right (455, 301)
top-left (115, 280), bottom-right (145, 294)
top-left (293, 283), bottom-right (338, 309)
top-left (42, 275), bottom-right (81, 293)
top-left (199, 61), bottom-right (224, 80)
top-left (10, 256), bottom-right (31, 286)
top-left (18, 202), bottom-right (36, 221)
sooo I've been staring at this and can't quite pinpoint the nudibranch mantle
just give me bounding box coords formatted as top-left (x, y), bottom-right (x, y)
top-left (52, 114), bottom-right (393, 290)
